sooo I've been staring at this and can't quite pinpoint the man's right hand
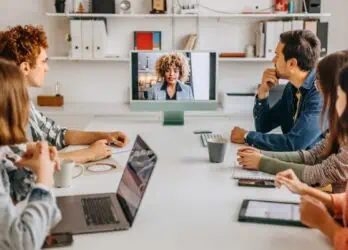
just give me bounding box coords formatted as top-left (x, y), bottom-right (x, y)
top-left (258, 68), bottom-right (279, 100)
top-left (86, 139), bottom-right (112, 162)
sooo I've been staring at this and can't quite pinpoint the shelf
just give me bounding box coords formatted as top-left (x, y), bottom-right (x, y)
top-left (49, 56), bottom-right (130, 62)
top-left (49, 56), bottom-right (273, 63)
top-left (219, 57), bottom-right (272, 62)
top-left (46, 12), bottom-right (331, 19)
top-left (46, 13), bottom-right (173, 18)
top-left (198, 13), bottom-right (331, 18)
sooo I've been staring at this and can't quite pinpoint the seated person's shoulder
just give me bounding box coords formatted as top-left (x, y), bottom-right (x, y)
top-left (179, 83), bottom-right (192, 92)
top-left (150, 83), bottom-right (163, 91)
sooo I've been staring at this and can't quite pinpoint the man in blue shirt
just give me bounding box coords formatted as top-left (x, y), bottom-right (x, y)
top-left (231, 30), bottom-right (324, 151)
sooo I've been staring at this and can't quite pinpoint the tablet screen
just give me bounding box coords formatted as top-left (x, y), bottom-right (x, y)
top-left (245, 201), bottom-right (300, 221)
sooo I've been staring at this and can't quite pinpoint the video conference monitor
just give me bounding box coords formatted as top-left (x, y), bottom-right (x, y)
top-left (130, 51), bottom-right (218, 125)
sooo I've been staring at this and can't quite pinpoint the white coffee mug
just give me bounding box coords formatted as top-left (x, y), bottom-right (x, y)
top-left (54, 159), bottom-right (84, 188)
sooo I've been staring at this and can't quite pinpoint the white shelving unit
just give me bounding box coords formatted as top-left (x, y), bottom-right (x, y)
top-left (47, 11), bottom-right (331, 62)
top-left (46, 12), bottom-right (331, 18)
top-left (49, 56), bottom-right (130, 62)
top-left (49, 56), bottom-right (273, 63)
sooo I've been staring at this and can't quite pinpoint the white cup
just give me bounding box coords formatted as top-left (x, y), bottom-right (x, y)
top-left (54, 159), bottom-right (84, 188)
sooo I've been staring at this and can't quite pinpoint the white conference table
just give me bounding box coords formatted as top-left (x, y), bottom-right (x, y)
top-left (54, 116), bottom-right (331, 250)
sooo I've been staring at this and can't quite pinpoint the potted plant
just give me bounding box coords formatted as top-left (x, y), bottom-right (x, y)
top-left (55, 0), bottom-right (66, 13)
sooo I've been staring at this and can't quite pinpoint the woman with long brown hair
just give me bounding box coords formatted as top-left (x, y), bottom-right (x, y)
top-left (0, 59), bottom-right (61, 250)
top-left (275, 64), bottom-right (348, 250)
top-left (236, 50), bottom-right (348, 193)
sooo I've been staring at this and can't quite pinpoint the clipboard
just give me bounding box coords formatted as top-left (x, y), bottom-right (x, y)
top-left (238, 199), bottom-right (305, 227)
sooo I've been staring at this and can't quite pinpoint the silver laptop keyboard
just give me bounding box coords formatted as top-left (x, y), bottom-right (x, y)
top-left (81, 197), bottom-right (119, 226)
top-left (200, 133), bottom-right (223, 147)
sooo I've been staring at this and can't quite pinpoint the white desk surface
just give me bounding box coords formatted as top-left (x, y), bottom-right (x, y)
top-left (54, 117), bottom-right (331, 250)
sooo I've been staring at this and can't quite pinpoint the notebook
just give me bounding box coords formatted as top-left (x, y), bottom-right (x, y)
top-left (232, 165), bottom-right (275, 181)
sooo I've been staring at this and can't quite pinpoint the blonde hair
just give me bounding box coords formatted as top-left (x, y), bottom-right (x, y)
top-left (155, 53), bottom-right (190, 83)
top-left (0, 59), bottom-right (29, 145)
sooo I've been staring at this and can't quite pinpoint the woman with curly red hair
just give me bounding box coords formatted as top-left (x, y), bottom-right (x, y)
top-left (148, 52), bottom-right (194, 100)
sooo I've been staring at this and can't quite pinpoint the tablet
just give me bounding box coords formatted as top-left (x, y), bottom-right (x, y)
top-left (238, 199), bottom-right (305, 227)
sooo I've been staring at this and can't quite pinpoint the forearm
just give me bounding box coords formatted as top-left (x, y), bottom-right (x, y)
top-left (259, 156), bottom-right (305, 178)
top-left (317, 215), bottom-right (341, 243)
top-left (64, 130), bottom-right (106, 145)
top-left (300, 185), bottom-right (333, 209)
top-left (261, 151), bottom-right (304, 163)
top-left (253, 98), bottom-right (275, 133)
top-left (59, 148), bottom-right (93, 164)
top-left (257, 88), bottom-right (269, 100)
top-left (0, 188), bottom-right (61, 250)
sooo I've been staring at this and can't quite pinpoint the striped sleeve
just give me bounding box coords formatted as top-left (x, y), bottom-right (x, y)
top-left (300, 136), bottom-right (329, 165)
top-left (302, 146), bottom-right (348, 188)
top-left (29, 103), bottom-right (67, 150)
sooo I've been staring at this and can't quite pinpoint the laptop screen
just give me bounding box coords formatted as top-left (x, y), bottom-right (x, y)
top-left (116, 135), bottom-right (157, 225)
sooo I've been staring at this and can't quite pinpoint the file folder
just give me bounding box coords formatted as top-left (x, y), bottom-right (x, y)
top-left (93, 20), bottom-right (107, 59)
top-left (70, 20), bottom-right (82, 59)
top-left (82, 20), bottom-right (93, 59)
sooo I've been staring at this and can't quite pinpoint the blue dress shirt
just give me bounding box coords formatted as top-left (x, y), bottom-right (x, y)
top-left (246, 70), bottom-right (325, 151)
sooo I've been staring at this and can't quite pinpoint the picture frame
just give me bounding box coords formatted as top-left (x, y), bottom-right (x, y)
top-left (150, 0), bottom-right (167, 14)
top-left (134, 31), bottom-right (162, 51)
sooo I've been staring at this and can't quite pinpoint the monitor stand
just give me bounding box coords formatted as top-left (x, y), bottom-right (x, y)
top-left (163, 111), bottom-right (184, 126)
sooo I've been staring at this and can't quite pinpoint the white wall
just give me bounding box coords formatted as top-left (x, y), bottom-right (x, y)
top-left (0, 0), bottom-right (347, 104)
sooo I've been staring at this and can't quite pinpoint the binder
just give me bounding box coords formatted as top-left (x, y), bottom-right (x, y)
top-left (265, 21), bottom-right (276, 59)
top-left (82, 20), bottom-right (93, 59)
top-left (255, 22), bottom-right (265, 58)
top-left (317, 22), bottom-right (329, 57)
top-left (292, 20), bottom-right (304, 30)
top-left (70, 20), bottom-right (82, 59)
top-left (93, 20), bottom-right (107, 59)
top-left (274, 21), bottom-right (283, 47)
top-left (283, 21), bottom-right (292, 33)
top-left (304, 20), bottom-right (318, 35)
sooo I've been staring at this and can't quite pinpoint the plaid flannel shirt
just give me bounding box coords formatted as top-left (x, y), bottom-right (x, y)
top-left (0, 146), bottom-right (35, 202)
top-left (11, 102), bottom-right (68, 156)
top-left (28, 102), bottom-right (67, 149)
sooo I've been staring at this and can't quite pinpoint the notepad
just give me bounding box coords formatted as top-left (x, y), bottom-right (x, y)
top-left (232, 166), bottom-right (275, 181)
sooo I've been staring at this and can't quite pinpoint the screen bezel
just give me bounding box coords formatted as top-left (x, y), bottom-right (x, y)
top-left (116, 135), bottom-right (158, 226)
top-left (238, 199), bottom-right (305, 227)
top-left (129, 50), bottom-right (219, 105)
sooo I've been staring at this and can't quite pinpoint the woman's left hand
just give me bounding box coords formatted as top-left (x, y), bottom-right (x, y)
top-left (237, 150), bottom-right (263, 170)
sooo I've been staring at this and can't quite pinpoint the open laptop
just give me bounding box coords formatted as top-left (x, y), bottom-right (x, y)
top-left (52, 135), bottom-right (157, 234)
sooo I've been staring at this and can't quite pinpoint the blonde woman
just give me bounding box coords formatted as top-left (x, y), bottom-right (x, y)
top-left (0, 59), bottom-right (61, 250)
top-left (148, 53), bottom-right (194, 100)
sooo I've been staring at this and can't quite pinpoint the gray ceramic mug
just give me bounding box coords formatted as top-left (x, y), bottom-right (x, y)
top-left (54, 159), bottom-right (84, 188)
top-left (207, 137), bottom-right (228, 163)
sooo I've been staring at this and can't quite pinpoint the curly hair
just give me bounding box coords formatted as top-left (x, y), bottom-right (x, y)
top-left (0, 25), bottom-right (48, 67)
top-left (155, 53), bottom-right (190, 83)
